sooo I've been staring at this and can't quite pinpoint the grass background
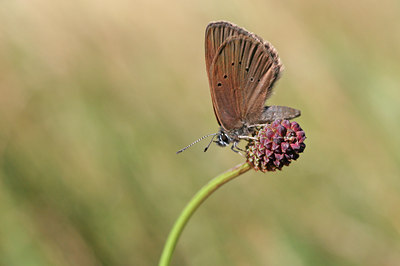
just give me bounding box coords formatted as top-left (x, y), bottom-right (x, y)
top-left (1, 0), bottom-right (400, 265)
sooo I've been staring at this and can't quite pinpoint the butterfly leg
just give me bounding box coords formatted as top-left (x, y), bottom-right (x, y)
top-left (232, 142), bottom-right (246, 152)
top-left (230, 143), bottom-right (240, 153)
top-left (231, 143), bottom-right (247, 157)
top-left (238, 135), bottom-right (257, 140)
top-left (248, 124), bottom-right (267, 128)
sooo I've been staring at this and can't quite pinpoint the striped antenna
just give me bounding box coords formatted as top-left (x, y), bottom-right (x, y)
top-left (176, 133), bottom-right (217, 154)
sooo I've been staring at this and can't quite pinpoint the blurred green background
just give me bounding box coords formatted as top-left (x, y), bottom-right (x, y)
top-left (1, 0), bottom-right (400, 265)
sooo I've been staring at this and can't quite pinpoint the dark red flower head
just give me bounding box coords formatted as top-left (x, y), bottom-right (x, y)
top-left (246, 120), bottom-right (306, 172)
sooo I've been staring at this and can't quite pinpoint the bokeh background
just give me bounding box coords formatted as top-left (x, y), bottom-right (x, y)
top-left (1, 0), bottom-right (400, 265)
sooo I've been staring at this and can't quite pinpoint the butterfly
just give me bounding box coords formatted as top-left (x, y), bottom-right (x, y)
top-left (177, 21), bottom-right (300, 153)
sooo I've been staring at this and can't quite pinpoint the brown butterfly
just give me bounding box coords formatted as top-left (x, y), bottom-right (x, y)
top-left (177, 21), bottom-right (300, 153)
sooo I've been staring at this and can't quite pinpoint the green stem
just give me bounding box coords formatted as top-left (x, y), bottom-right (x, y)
top-left (159, 162), bottom-right (252, 266)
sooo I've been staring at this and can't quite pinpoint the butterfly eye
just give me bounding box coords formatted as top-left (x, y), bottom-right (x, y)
top-left (217, 82), bottom-right (222, 87)
top-left (250, 77), bottom-right (254, 82)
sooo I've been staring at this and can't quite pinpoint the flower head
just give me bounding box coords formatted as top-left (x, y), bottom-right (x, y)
top-left (246, 120), bottom-right (306, 172)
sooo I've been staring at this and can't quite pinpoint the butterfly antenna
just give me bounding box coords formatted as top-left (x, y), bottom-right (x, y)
top-left (203, 134), bottom-right (217, 152)
top-left (176, 133), bottom-right (217, 154)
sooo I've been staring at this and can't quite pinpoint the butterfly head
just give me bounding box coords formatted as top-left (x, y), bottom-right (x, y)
top-left (215, 130), bottom-right (234, 147)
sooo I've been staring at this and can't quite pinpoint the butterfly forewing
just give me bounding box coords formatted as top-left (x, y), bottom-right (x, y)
top-left (209, 35), bottom-right (281, 130)
top-left (205, 21), bottom-right (261, 78)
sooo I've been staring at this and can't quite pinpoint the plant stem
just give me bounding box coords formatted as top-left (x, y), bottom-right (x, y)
top-left (159, 162), bottom-right (252, 266)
